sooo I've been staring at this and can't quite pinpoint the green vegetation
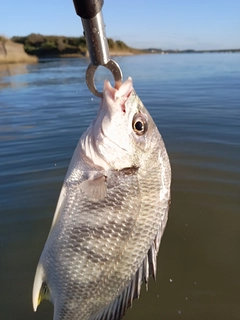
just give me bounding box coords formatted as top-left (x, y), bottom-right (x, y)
top-left (107, 38), bottom-right (129, 51)
top-left (11, 33), bottom-right (138, 57)
top-left (11, 34), bottom-right (87, 56)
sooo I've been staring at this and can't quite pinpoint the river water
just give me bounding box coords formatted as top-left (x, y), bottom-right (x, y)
top-left (0, 53), bottom-right (240, 320)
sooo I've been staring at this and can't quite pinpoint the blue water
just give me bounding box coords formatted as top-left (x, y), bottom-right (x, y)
top-left (0, 53), bottom-right (240, 320)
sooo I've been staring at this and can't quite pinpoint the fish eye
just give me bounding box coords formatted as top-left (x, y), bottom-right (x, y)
top-left (132, 114), bottom-right (148, 135)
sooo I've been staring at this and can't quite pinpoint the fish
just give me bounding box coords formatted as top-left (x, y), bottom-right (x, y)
top-left (32, 77), bottom-right (171, 320)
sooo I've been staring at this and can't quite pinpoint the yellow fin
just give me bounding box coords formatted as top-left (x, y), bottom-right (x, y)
top-left (32, 264), bottom-right (50, 311)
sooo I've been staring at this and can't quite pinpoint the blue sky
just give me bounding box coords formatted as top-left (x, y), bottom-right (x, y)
top-left (1, 0), bottom-right (239, 50)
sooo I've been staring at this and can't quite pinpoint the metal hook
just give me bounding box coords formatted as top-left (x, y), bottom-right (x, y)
top-left (86, 59), bottom-right (123, 98)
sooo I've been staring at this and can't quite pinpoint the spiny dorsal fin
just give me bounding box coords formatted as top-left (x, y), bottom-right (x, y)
top-left (32, 264), bottom-right (50, 311)
top-left (90, 229), bottom-right (163, 320)
top-left (79, 175), bottom-right (107, 201)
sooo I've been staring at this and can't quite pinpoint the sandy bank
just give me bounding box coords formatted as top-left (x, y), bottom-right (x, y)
top-left (0, 40), bottom-right (38, 64)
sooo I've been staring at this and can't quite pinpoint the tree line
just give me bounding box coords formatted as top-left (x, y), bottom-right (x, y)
top-left (11, 33), bottom-right (132, 57)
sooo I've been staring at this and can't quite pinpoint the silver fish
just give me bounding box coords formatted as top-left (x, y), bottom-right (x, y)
top-left (33, 77), bottom-right (171, 320)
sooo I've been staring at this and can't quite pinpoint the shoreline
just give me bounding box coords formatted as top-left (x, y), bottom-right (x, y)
top-left (1, 46), bottom-right (239, 65)
top-left (59, 51), bottom-right (136, 58)
top-left (33, 50), bottom-right (140, 60)
top-left (0, 50), bottom-right (140, 64)
top-left (0, 54), bottom-right (38, 64)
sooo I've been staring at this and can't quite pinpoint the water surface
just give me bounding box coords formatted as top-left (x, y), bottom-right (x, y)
top-left (0, 53), bottom-right (240, 319)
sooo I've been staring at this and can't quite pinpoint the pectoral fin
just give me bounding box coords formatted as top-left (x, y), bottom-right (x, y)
top-left (32, 264), bottom-right (50, 311)
top-left (79, 175), bottom-right (107, 201)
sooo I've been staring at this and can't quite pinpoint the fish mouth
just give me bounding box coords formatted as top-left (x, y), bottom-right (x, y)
top-left (104, 78), bottom-right (133, 100)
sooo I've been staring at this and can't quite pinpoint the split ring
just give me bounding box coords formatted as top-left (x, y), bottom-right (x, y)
top-left (86, 59), bottom-right (123, 98)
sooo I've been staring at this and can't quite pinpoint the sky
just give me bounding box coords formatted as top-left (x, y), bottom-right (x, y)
top-left (1, 0), bottom-right (240, 50)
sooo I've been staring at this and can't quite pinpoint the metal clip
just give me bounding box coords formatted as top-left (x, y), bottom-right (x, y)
top-left (86, 60), bottom-right (123, 98)
top-left (72, 0), bottom-right (123, 97)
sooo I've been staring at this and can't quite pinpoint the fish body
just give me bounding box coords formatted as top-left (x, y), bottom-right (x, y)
top-left (33, 78), bottom-right (171, 320)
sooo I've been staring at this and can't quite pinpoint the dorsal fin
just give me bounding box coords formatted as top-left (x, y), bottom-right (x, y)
top-left (90, 228), bottom-right (163, 320)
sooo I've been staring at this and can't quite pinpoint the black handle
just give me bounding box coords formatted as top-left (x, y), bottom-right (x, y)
top-left (72, 0), bottom-right (104, 19)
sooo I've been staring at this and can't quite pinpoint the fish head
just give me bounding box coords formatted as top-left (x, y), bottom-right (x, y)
top-left (82, 77), bottom-right (162, 171)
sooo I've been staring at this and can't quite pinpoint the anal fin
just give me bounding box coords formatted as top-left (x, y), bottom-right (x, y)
top-left (32, 264), bottom-right (50, 311)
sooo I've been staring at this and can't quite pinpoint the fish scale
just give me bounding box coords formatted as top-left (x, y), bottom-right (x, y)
top-left (33, 78), bottom-right (171, 320)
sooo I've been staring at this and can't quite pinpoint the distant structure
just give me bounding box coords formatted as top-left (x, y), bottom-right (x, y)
top-left (0, 39), bottom-right (38, 64)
